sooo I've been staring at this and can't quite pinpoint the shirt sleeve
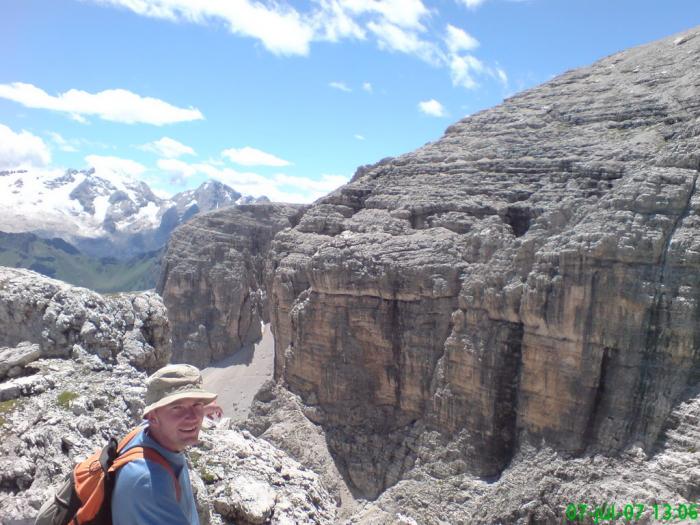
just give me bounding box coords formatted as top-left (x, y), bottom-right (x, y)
top-left (111, 459), bottom-right (192, 525)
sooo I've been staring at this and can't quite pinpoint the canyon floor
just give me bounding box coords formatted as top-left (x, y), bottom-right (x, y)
top-left (202, 323), bottom-right (274, 421)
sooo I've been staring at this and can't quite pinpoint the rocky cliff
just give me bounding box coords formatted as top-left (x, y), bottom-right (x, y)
top-left (247, 379), bottom-right (699, 524)
top-left (0, 268), bottom-right (336, 524)
top-left (0, 267), bottom-right (170, 372)
top-left (157, 203), bottom-right (304, 367)
top-left (262, 26), bottom-right (700, 500)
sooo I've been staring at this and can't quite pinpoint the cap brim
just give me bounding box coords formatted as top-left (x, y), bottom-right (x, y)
top-left (143, 390), bottom-right (217, 417)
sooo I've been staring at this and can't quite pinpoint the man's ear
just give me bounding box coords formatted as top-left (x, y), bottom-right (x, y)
top-left (146, 410), bottom-right (159, 426)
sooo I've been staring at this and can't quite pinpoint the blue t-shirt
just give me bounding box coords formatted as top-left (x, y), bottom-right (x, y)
top-left (111, 425), bottom-right (200, 525)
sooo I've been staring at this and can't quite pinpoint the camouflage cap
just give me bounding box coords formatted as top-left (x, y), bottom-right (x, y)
top-left (143, 364), bottom-right (217, 416)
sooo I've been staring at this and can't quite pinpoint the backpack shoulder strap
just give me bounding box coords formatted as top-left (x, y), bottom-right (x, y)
top-left (116, 426), bottom-right (146, 453)
top-left (110, 446), bottom-right (182, 501)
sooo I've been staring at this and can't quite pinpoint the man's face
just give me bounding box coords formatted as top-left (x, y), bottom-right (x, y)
top-left (148, 398), bottom-right (207, 452)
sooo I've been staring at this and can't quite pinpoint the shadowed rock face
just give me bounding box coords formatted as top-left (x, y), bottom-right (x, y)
top-left (266, 28), bottom-right (700, 495)
top-left (157, 204), bottom-right (304, 367)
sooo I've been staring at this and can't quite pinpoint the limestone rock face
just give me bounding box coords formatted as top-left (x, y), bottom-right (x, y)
top-left (0, 267), bottom-right (171, 371)
top-left (245, 381), bottom-right (362, 520)
top-left (266, 27), bottom-right (700, 496)
top-left (0, 270), bottom-right (336, 524)
top-left (0, 354), bottom-right (336, 525)
top-left (157, 204), bottom-right (304, 367)
top-left (195, 424), bottom-right (336, 525)
top-left (0, 342), bottom-right (41, 380)
top-left (247, 383), bottom-right (700, 524)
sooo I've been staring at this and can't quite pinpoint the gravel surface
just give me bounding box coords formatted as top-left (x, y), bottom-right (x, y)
top-left (201, 324), bottom-right (274, 422)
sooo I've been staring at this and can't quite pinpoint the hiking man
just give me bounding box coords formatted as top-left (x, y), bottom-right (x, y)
top-left (111, 363), bottom-right (217, 525)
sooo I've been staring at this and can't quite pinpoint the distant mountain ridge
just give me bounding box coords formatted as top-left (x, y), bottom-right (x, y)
top-left (0, 167), bottom-right (268, 259)
top-left (0, 231), bottom-right (161, 292)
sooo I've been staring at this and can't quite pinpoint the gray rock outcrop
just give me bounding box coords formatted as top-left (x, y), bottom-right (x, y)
top-left (0, 351), bottom-right (336, 525)
top-left (0, 267), bottom-right (170, 371)
top-left (247, 380), bottom-right (700, 524)
top-left (262, 26), bottom-right (700, 501)
top-left (0, 269), bottom-right (336, 524)
top-left (157, 203), bottom-right (304, 367)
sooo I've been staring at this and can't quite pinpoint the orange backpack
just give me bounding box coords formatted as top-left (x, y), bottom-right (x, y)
top-left (34, 426), bottom-right (181, 525)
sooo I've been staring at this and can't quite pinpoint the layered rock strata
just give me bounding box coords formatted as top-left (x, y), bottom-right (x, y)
top-left (265, 27), bottom-right (700, 496)
top-left (157, 204), bottom-right (304, 367)
top-left (247, 379), bottom-right (699, 524)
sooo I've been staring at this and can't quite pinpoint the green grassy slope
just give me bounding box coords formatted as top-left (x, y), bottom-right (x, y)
top-left (0, 232), bottom-right (160, 292)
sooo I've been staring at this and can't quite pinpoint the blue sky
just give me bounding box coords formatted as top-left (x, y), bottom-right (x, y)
top-left (1, 0), bottom-right (699, 202)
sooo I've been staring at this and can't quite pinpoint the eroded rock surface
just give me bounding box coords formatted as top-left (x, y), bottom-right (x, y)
top-left (0, 270), bottom-right (336, 525)
top-left (0, 355), bottom-right (336, 525)
top-left (158, 203), bottom-right (304, 367)
top-left (0, 267), bottom-right (170, 372)
top-left (265, 27), bottom-right (700, 499)
top-left (247, 384), bottom-right (700, 524)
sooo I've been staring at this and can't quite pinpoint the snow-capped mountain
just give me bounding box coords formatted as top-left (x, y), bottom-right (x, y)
top-left (171, 180), bottom-right (269, 222)
top-left (0, 167), bottom-right (267, 258)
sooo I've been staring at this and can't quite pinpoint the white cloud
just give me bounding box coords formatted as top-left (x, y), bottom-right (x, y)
top-left (448, 54), bottom-right (508, 90)
top-left (222, 146), bottom-right (291, 167)
top-left (157, 158), bottom-right (347, 202)
top-left (449, 54), bottom-right (484, 89)
top-left (85, 154), bottom-right (147, 178)
top-left (220, 1), bottom-right (313, 56)
top-left (362, 82), bottom-right (373, 93)
top-left (354, 134), bottom-right (366, 140)
top-left (339, 0), bottom-right (429, 29)
top-left (85, 0), bottom-right (506, 93)
top-left (457, 0), bottom-right (488, 9)
top-left (445, 24), bottom-right (479, 53)
top-left (0, 82), bottom-right (203, 125)
top-left (329, 81), bottom-right (352, 92)
top-left (140, 137), bottom-right (196, 158)
top-left (70, 113), bottom-right (89, 124)
top-left (0, 124), bottom-right (51, 169)
top-left (90, 0), bottom-right (314, 56)
top-left (157, 158), bottom-right (200, 184)
top-left (91, 0), bottom-right (439, 62)
top-left (496, 67), bottom-right (508, 86)
top-left (312, 0), bottom-right (366, 42)
top-left (47, 132), bottom-right (79, 153)
top-left (48, 134), bottom-right (112, 153)
top-left (418, 99), bottom-right (447, 117)
top-left (367, 21), bottom-right (442, 65)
